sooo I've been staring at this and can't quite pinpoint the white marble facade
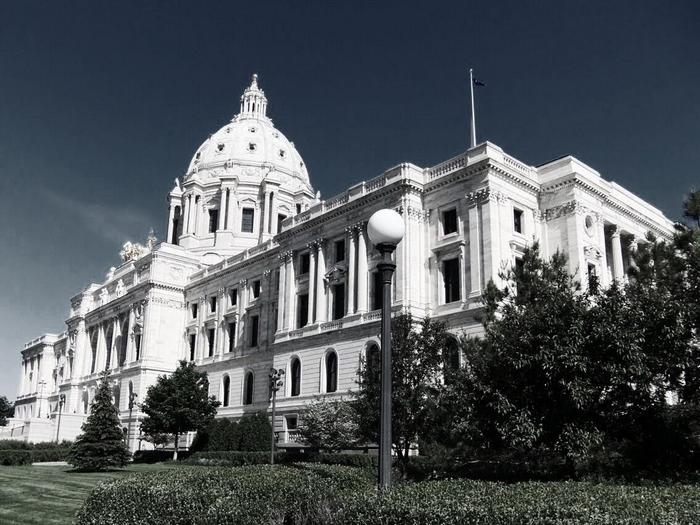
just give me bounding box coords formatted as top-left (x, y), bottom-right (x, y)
top-left (9, 75), bottom-right (675, 448)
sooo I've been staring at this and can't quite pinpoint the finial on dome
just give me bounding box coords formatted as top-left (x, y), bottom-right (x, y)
top-left (238, 73), bottom-right (268, 120)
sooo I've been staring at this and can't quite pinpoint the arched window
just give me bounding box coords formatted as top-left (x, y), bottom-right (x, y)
top-left (325, 351), bottom-right (338, 393)
top-left (290, 358), bottom-right (301, 397)
top-left (366, 343), bottom-right (380, 376)
top-left (222, 375), bottom-right (230, 407)
top-left (243, 371), bottom-right (254, 405)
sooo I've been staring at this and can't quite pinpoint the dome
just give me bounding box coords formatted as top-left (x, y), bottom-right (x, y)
top-left (185, 74), bottom-right (311, 191)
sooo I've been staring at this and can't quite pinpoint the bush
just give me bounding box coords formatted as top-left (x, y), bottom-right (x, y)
top-left (191, 413), bottom-right (271, 452)
top-left (132, 449), bottom-right (192, 464)
top-left (76, 464), bottom-right (700, 525)
top-left (76, 464), bottom-right (373, 525)
top-left (185, 450), bottom-right (279, 466)
top-left (0, 450), bottom-right (31, 466)
top-left (29, 447), bottom-right (71, 463)
top-left (339, 480), bottom-right (700, 524)
top-left (0, 440), bottom-right (72, 450)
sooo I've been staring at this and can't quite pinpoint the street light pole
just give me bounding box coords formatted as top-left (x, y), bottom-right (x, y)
top-left (269, 367), bottom-right (285, 465)
top-left (55, 394), bottom-right (66, 443)
top-left (127, 392), bottom-right (138, 452)
top-left (367, 209), bottom-right (405, 491)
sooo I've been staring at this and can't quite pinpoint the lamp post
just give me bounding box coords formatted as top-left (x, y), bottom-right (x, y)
top-left (55, 394), bottom-right (66, 443)
top-left (366, 209), bottom-right (405, 491)
top-left (127, 392), bottom-right (138, 451)
top-left (269, 367), bottom-right (285, 465)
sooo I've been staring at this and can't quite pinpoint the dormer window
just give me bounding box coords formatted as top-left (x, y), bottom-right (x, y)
top-left (279, 149), bottom-right (286, 158)
top-left (195, 152), bottom-right (201, 160)
top-left (248, 143), bottom-right (257, 152)
top-left (217, 143), bottom-right (224, 152)
top-left (249, 127), bottom-right (257, 133)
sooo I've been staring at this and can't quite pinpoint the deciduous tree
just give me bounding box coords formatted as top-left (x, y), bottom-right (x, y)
top-left (140, 360), bottom-right (219, 460)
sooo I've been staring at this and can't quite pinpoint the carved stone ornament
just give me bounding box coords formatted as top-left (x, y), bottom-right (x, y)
top-left (583, 245), bottom-right (603, 260)
top-left (324, 263), bottom-right (346, 286)
top-left (115, 279), bottom-right (126, 298)
top-left (99, 288), bottom-right (110, 306)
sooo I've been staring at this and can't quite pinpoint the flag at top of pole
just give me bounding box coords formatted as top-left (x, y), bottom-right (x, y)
top-left (469, 68), bottom-right (486, 148)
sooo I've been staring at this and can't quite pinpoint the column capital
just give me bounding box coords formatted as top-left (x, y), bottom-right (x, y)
top-left (611, 225), bottom-right (622, 238)
top-left (278, 250), bottom-right (293, 261)
top-left (238, 278), bottom-right (248, 286)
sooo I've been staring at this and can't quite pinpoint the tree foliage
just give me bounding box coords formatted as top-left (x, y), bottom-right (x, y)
top-left (140, 360), bottom-right (219, 460)
top-left (68, 372), bottom-right (130, 471)
top-left (298, 397), bottom-right (361, 452)
top-left (0, 396), bottom-right (14, 426)
top-left (355, 313), bottom-right (451, 473)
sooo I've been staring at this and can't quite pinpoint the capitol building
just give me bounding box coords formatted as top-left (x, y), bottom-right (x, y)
top-left (6, 75), bottom-right (675, 447)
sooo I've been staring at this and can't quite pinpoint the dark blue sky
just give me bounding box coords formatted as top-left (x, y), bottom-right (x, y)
top-left (1, 1), bottom-right (698, 397)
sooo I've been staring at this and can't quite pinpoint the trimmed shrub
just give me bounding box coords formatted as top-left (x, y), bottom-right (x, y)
top-left (237, 412), bottom-right (272, 451)
top-left (339, 480), bottom-right (700, 524)
top-left (0, 450), bottom-right (31, 465)
top-left (132, 449), bottom-right (192, 464)
top-left (185, 450), bottom-right (279, 466)
top-left (29, 447), bottom-right (71, 463)
top-left (0, 440), bottom-right (72, 450)
top-left (75, 464), bottom-right (373, 525)
top-left (76, 465), bottom-right (700, 525)
top-left (191, 413), bottom-right (271, 452)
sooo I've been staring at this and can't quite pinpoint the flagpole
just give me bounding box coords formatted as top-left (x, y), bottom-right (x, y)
top-left (469, 68), bottom-right (476, 148)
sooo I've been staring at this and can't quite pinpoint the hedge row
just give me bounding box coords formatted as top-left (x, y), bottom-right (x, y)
top-left (0, 440), bottom-right (72, 450)
top-left (76, 464), bottom-right (700, 524)
top-left (0, 447), bottom-right (71, 465)
top-left (185, 450), bottom-right (380, 470)
top-left (131, 449), bottom-right (193, 464)
top-left (76, 463), bottom-right (373, 525)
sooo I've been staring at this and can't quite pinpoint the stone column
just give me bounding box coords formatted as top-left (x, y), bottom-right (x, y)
top-left (597, 217), bottom-right (609, 288)
top-left (193, 195), bottom-right (201, 236)
top-left (238, 280), bottom-right (247, 347)
top-left (460, 241), bottom-right (467, 303)
top-left (467, 204), bottom-right (482, 297)
top-left (183, 195), bottom-right (191, 235)
top-left (308, 243), bottom-right (317, 324)
top-left (611, 227), bottom-right (624, 282)
top-left (96, 324), bottom-right (106, 373)
top-left (270, 191), bottom-right (278, 234)
top-left (315, 242), bottom-right (327, 324)
top-left (126, 306), bottom-right (136, 362)
top-left (262, 189), bottom-right (271, 235)
top-left (223, 189), bottom-right (231, 230)
top-left (166, 205), bottom-right (175, 243)
top-left (356, 226), bottom-right (368, 313)
top-left (346, 227), bottom-right (356, 315)
top-left (285, 253), bottom-right (296, 330)
top-left (218, 189), bottom-right (227, 230)
top-left (277, 254), bottom-right (287, 331)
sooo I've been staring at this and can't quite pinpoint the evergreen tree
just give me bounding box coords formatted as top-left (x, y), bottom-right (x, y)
top-left (683, 188), bottom-right (700, 228)
top-left (68, 371), bottom-right (130, 471)
top-left (140, 360), bottom-right (219, 460)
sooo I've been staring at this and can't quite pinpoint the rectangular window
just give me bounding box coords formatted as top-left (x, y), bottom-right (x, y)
top-left (210, 296), bottom-right (217, 313)
top-left (333, 283), bottom-right (345, 320)
top-left (513, 208), bottom-right (524, 234)
top-left (207, 328), bottom-right (215, 357)
top-left (241, 208), bottom-right (255, 233)
top-left (296, 203), bottom-right (302, 214)
top-left (442, 208), bottom-right (458, 235)
top-left (277, 214), bottom-right (287, 233)
top-left (372, 271), bottom-right (383, 310)
top-left (443, 258), bottom-right (461, 303)
top-left (334, 239), bottom-right (345, 262)
top-left (191, 303), bottom-right (198, 319)
top-left (228, 322), bottom-right (236, 353)
top-left (587, 263), bottom-right (598, 292)
top-left (249, 315), bottom-right (259, 347)
top-left (297, 293), bottom-right (309, 328)
top-left (208, 209), bottom-right (219, 233)
top-left (515, 257), bottom-right (525, 295)
top-left (229, 288), bottom-right (238, 307)
top-left (189, 334), bottom-right (196, 361)
top-left (286, 415), bottom-right (298, 430)
top-left (252, 280), bottom-right (261, 299)
top-left (299, 252), bottom-right (310, 275)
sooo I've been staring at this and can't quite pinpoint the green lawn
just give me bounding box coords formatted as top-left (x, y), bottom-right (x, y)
top-left (0, 463), bottom-right (186, 525)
